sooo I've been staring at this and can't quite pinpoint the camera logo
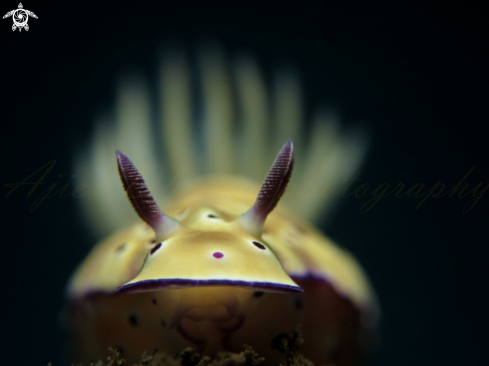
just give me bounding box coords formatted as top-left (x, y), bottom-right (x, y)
top-left (3, 3), bottom-right (37, 32)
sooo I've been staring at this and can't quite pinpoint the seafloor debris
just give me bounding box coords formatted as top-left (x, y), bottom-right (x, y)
top-left (270, 325), bottom-right (314, 366)
top-left (62, 325), bottom-right (320, 366)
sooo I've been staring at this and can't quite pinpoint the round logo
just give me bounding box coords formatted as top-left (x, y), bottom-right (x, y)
top-left (12, 9), bottom-right (28, 28)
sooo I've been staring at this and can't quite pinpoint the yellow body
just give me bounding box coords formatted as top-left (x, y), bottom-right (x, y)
top-left (65, 177), bottom-right (377, 365)
top-left (66, 44), bottom-right (378, 365)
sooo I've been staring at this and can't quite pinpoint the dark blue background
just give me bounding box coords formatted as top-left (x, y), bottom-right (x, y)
top-left (1, 1), bottom-right (487, 365)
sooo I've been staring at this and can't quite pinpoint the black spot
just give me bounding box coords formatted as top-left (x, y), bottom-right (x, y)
top-left (150, 242), bottom-right (162, 255)
top-left (150, 238), bottom-right (156, 243)
top-left (152, 298), bottom-right (157, 305)
top-left (115, 243), bottom-right (126, 252)
top-left (295, 297), bottom-right (303, 310)
top-left (161, 319), bottom-right (166, 328)
top-left (252, 241), bottom-right (266, 250)
top-left (207, 214), bottom-right (218, 218)
top-left (128, 314), bottom-right (138, 327)
top-left (253, 291), bottom-right (264, 298)
top-left (114, 344), bottom-right (125, 355)
top-left (292, 224), bottom-right (307, 234)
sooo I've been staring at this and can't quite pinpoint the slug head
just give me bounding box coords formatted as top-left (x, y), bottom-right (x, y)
top-left (116, 140), bottom-right (300, 294)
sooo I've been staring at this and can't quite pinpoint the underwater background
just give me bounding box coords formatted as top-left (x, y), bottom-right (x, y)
top-left (1, 0), bottom-right (487, 365)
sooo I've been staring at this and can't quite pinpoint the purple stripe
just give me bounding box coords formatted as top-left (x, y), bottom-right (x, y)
top-left (117, 278), bottom-right (303, 293)
top-left (290, 273), bottom-right (380, 326)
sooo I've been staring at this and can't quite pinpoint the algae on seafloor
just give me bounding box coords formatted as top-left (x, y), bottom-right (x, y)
top-left (52, 325), bottom-right (316, 366)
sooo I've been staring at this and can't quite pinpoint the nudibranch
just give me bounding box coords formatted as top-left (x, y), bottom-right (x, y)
top-left (63, 44), bottom-right (378, 366)
top-left (64, 140), bottom-right (377, 366)
top-left (115, 140), bottom-right (299, 295)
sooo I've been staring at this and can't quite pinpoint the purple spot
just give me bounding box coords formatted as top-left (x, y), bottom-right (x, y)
top-left (213, 252), bottom-right (224, 259)
top-left (150, 242), bottom-right (162, 255)
top-left (252, 241), bottom-right (266, 250)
